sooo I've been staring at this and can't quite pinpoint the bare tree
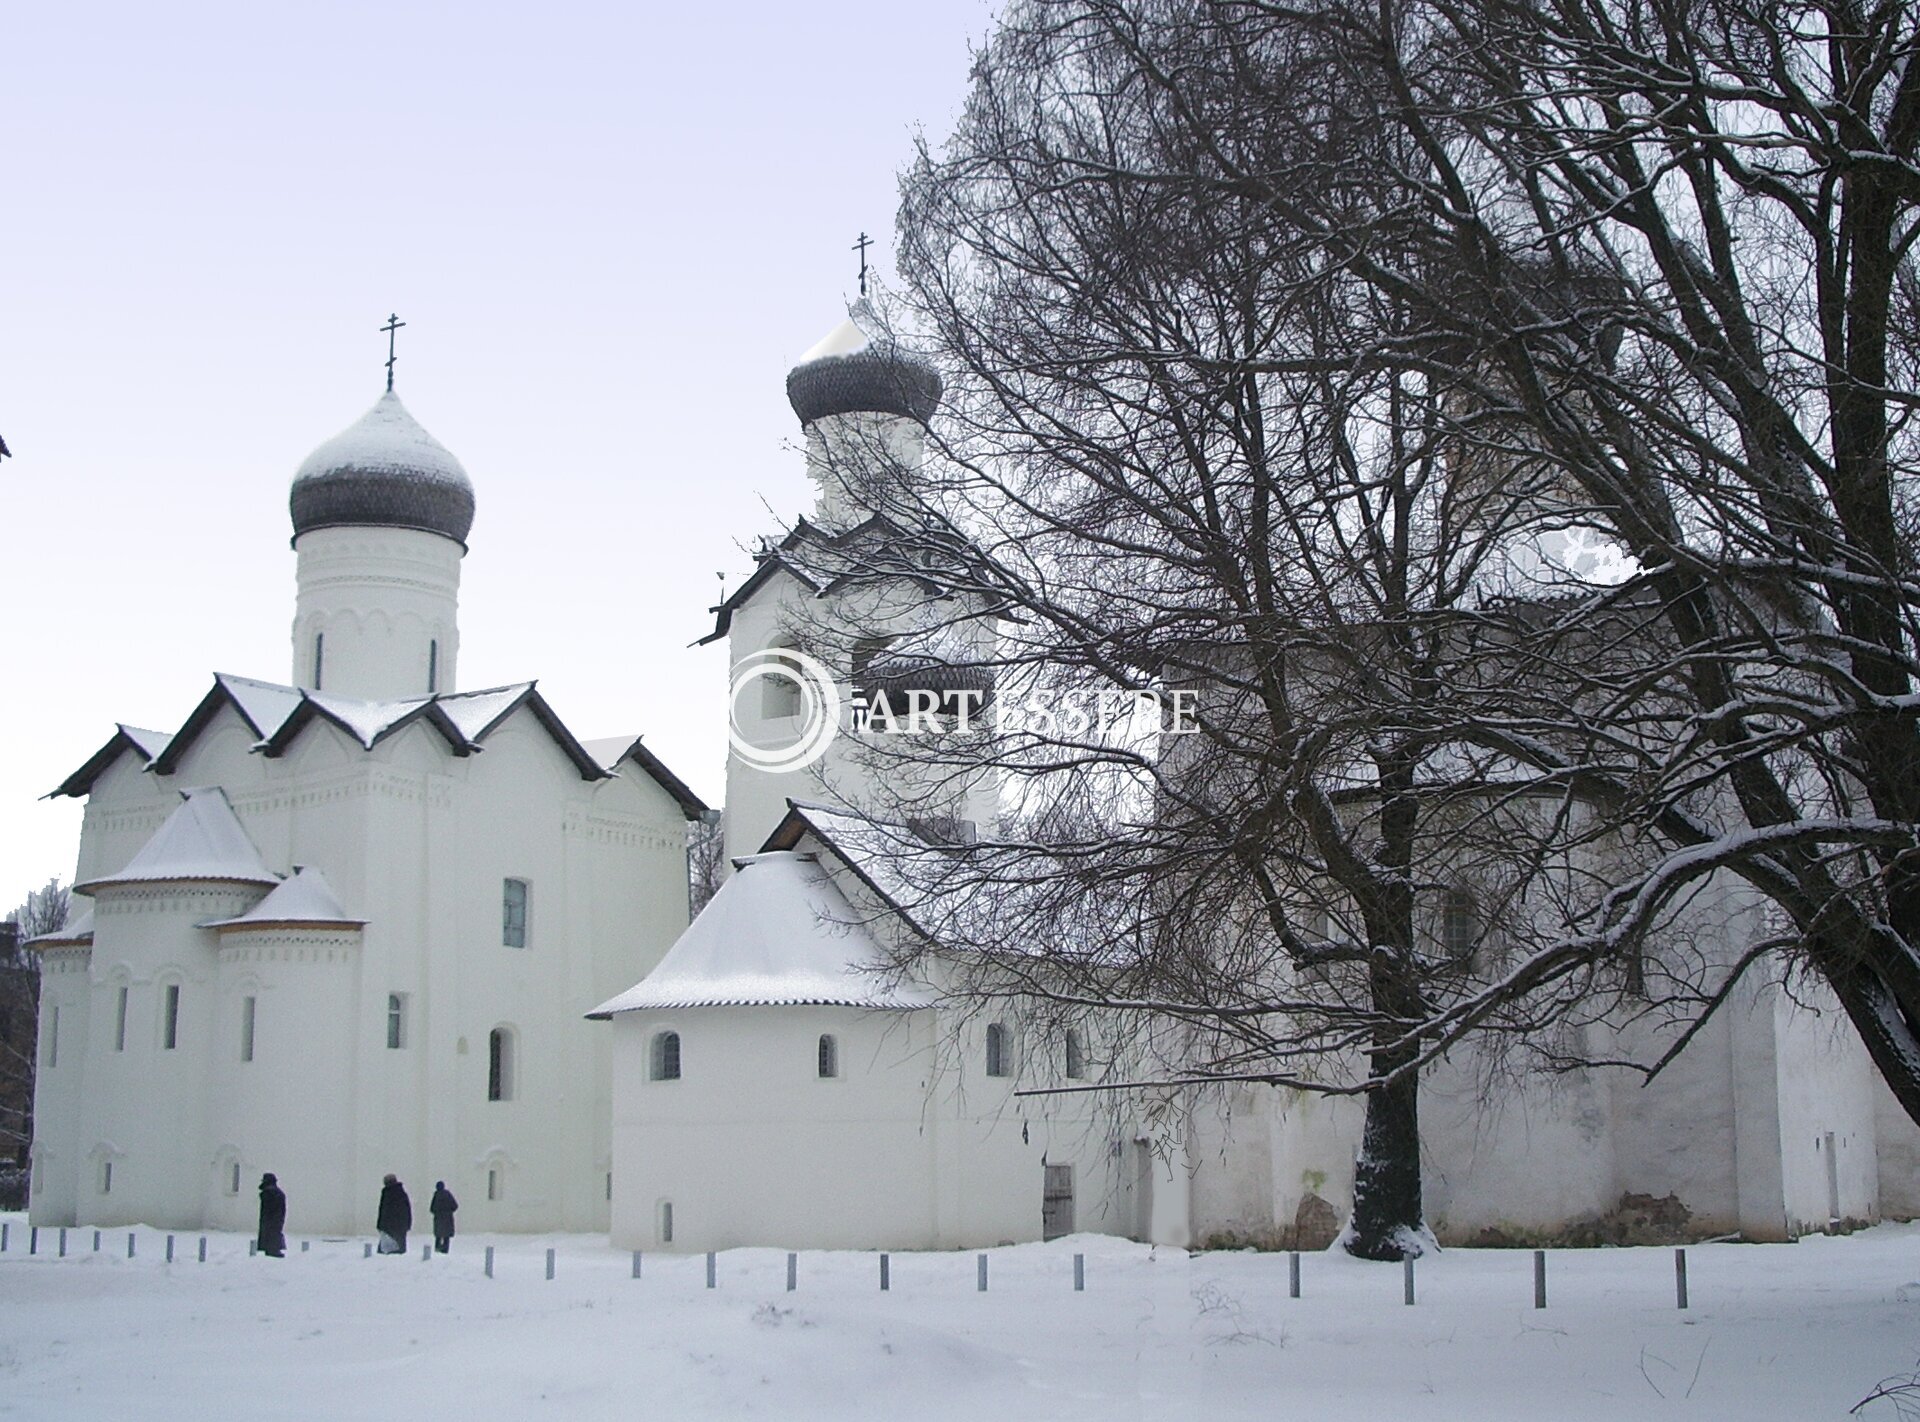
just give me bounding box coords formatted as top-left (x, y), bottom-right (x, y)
top-left (1, 878), bottom-right (66, 1199)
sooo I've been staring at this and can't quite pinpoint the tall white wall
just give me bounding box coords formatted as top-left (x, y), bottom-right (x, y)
top-left (292, 525), bottom-right (462, 698)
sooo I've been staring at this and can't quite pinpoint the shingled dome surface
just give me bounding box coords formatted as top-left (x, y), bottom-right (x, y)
top-left (290, 390), bottom-right (475, 545)
top-left (786, 300), bottom-right (943, 426)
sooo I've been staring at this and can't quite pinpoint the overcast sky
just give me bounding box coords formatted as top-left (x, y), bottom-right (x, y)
top-left (0, 0), bottom-right (1001, 898)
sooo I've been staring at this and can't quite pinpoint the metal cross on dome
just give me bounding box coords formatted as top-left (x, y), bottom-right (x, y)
top-left (852, 233), bottom-right (873, 296)
top-left (381, 313), bottom-right (406, 392)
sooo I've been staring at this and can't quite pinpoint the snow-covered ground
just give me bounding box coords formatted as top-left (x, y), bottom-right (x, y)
top-left (3, 1214), bottom-right (1917, 1419)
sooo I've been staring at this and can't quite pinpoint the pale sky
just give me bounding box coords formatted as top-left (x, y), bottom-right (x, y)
top-left (0, 0), bottom-right (1000, 898)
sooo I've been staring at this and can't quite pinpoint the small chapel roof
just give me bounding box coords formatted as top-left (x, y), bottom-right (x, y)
top-left (75, 787), bottom-right (280, 894)
top-left (785, 299), bottom-right (943, 427)
top-left (290, 389), bottom-right (476, 547)
top-left (586, 850), bottom-right (931, 1015)
top-left (202, 865), bottom-right (364, 931)
top-left (24, 901), bottom-right (94, 949)
top-left (48, 724), bottom-right (177, 798)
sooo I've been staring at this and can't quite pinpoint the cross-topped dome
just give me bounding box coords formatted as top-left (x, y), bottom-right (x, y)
top-left (786, 300), bottom-right (943, 427)
top-left (290, 391), bottom-right (475, 546)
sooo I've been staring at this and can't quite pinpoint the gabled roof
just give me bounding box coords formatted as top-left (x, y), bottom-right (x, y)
top-left (202, 865), bottom-right (364, 932)
top-left (75, 787), bottom-right (280, 894)
top-left (581, 735), bottom-right (710, 820)
top-left (586, 850), bottom-right (930, 1015)
top-left (49, 725), bottom-right (176, 799)
top-left (25, 901), bottom-right (94, 949)
top-left (57, 674), bottom-right (702, 804)
top-left (763, 800), bottom-right (943, 940)
top-left (700, 513), bottom-right (1001, 645)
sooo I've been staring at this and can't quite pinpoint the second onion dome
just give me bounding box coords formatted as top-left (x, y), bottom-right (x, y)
top-left (786, 299), bottom-right (943, 427)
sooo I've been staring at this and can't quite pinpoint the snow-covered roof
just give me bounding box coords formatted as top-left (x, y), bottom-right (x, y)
top-left (579, 734), bottom-right (710, 818)
top-left (202, 865), bottom-right (364, 931)
top-left (290, 390), bottom-right (475, 546)
top-left (25, 901), bottom-right (94, 948)
top-left (49, 724), bottom-right (179, 798)
top-left (587, 851), bottom-right (931, 1015)
top-left (59, 674), bottom-right (706, 818)
top-left (75, 787), bottom-right (280, 894)
top-left (120, 725), bottom-right (174, 762)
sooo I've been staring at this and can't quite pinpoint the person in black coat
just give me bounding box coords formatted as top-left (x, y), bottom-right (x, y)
top-left (256, 1173), bottom-right (287, 1258)
top-left (376, 1174), bottom-right (412, 1255)
top-left (429, 1181), bottom-right (458, 1253)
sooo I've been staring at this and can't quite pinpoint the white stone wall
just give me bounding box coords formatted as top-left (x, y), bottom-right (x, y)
top-left (292, 525), bottom-right (462, 698)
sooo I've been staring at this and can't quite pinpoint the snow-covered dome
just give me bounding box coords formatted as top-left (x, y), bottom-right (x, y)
top-left (290, 390), bottom-right (476, 546)
top-left (786, 300), bottom-right (943, 427)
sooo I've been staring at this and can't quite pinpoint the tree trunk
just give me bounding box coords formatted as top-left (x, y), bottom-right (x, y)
top-left (1344, 1044), bottom-right (1428, 1260)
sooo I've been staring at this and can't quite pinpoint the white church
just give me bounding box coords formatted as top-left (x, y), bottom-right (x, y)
top-left (590, 300), bottom-right (1920, 1254)
top-left (29, 300), bottom-right (1920, 1252)
top-left (27, 383), bottom-right (704, 1236)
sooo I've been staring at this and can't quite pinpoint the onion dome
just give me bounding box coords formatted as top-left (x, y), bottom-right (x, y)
top-left (290, 390), bottom-right (475, 546)
top-left (786, 299), bottom-right (943, 426)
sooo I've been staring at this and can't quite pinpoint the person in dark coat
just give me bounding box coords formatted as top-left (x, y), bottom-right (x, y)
top-left (257, 1173), bottom-right (287, 1258)
top-left (376, 1174), bottom-right (412, 1255)
top-left (429, 1181), bottom-right (458, 1253)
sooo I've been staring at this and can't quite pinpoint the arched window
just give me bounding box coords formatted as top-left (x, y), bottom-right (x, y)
top-left (817, 1033), bottom-right (838, 1079)
top-left (985, 1022), bottom-right (1011, 1078)
top-left (650, 1030), bottom-right (681, 1082)
top-left (1441, 889), bottom-right (1479, 963)
top-left (760, 647), bottom-right (803, 719)
top-left (488, 1027), bottom-right (515, 1102)
top-left (161, 982), bottom-right (181, 1050)
top-left (1064, 1029), bottom-right (1085, 1080)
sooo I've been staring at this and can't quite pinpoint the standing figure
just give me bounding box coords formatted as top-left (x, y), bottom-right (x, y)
top-left (376, 1174), bottom-right (412, 1255)
top-left (429, 1180), bottom-right (458, 1253)
top-left (257, 1173), bottom-right (287, 1258)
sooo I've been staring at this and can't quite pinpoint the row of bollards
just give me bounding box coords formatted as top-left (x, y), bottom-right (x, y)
top-left (1, 1224), bottom-right (1695, 1308)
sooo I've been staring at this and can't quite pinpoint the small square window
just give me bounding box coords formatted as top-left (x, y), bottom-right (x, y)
top-left (650, 1031), bottom-right (681, 1082)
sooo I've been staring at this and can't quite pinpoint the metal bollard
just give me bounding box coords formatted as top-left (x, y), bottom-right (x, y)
top-left (631, 1249), bottom-right (642, 1280)
top-left (1, 1221), bottom-right (8, 1251)
top-left (546, 1248), bottom-right (555, 1281)
top-left (59, 1228), bottom-right (68, 1258)
top-left (363, 1242), bottom-right (372, 1259)
top-left (29, 1227), bottom-right (37, 1256)
top-left (1675, 1248), bottom-right (1689, 1309)
top-left (166, 1235), bottom-right (175, 1263)
top-left (422, 1244), bottom-right (432, 1262)
top-left (1289, 1251), bottom-right (1301, 1299)
top-left (1074, 1253), bottom-right (1085, 1292)
top-left (484, 1245), bottom-right (494, 1279)
top-left (127, 1232), bottom-right (136, 1259)
top-left (249, 1240), bottom-right (257, 1257)
top-left (787, 1253), bottom-right (797, 1292)
top-left (880, 1253), bottom-right (890, 1291)
top-left (1534, 1250), bottom-right (1547, 1309)
top-left (977, 1254), bottom-right (988, 1292)
top-left (300, 1240), bottom-right (309, 1253)
top-left (199, 1237), bottom-right (207, 1263)
top-left (706, 1252), bottom-right (716, 1289)
top-left (1403, 1256), bottom-right (1415, 1306)
top-left (93, 1230), bottom-right (101, 1252)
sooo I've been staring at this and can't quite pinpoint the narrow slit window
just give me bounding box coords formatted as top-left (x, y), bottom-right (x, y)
top-left (101, 1160), bottom-right (113, 1195)
top-left (986, 1022), bottom-right (1011, 1078)
top-left (313, 632), bottom-right (325, 690)
top-left (487, 1168), bottom-right (500, 1201)
top-left (488, 1028), bottom-right (514, 1101)
top-left (1441, 889), bottom-right (1480, 964)
top-left (428, 639), bottom-right (439, 695)
top-left (162, 984), bottom-right (180, 1050)
top-left (660, 1201), bottom-right (674, 1244)
top-left (1064, 1029), bottom-right (1085, 1080)
top-left (114, 986), bottom-right (129, 1052)
top-left (817, 1033), bottom-right (838, 1079)
top-left (503, 879), bottom-right (529, 949)
top-left (387, 994), bottom-right (406, 1050)
top-left (241, 995), bottom-right (256, 1062)
top-left (44, 1004), bottom-right (58, 1069)
top-left (229, 1162), bottom-right (241, 1195)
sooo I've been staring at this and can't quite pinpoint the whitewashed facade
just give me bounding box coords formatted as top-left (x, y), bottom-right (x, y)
top-left (28, 390), bottom-right (703, 1235)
